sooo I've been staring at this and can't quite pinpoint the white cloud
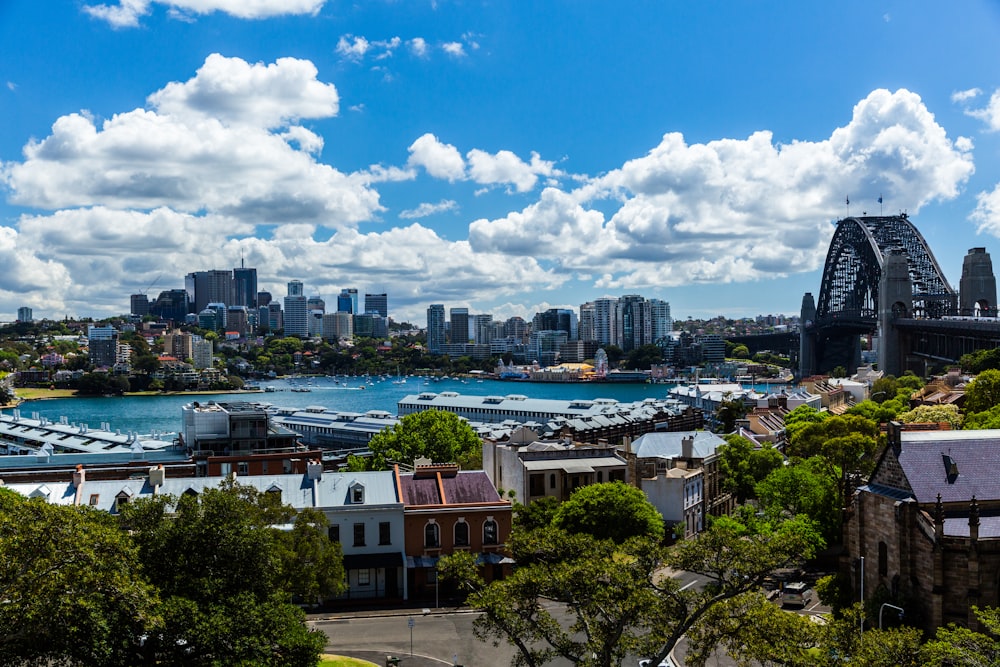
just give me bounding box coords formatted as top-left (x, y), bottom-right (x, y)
top-left (409, 37), bottom-right (428, 58)
top-left (399, 200), bottom-right (458, 219)
top-left (149, 53), bottom-right (339, 128)
top-left (471, 88), bottom-right (974, 290)
top-left (966, 89), bottom-right (1000, 132)
top-left (466, 149), bottom-right (559, 193)
top-left (337, 35), bottom-right (404, 62)
top-left (442, 42), bottom-right (466, 58)
top-left (952, 88), bottom-right (982, 103)
top-left (406, 133), bottom-right (466, 181)
top-left (1, 55), bottom-right (378, 227)
top-left (7, 81), bottom-right (17, 92)
top-left (84, 0), bottom-right (324, 27)
top-left (971, 184), bottom-right (1000, 236)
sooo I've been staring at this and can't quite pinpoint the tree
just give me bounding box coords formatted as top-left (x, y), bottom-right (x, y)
top-left (897, 403), bottom-right (963, 428)
top-left (755, 457), bottom-right (840, 543)
top-left (275, 507), bottom-right (347, 606)
top-left (831, 365), bottom-right (848, 378)
top-left (121, 482), bottom-right (326, 666)
top-left (0, 489), bottom-right (158, 667)
top-left (783, 404), bottom-right (827, 442)
top-left (923, 605), bottom-right (1000, 666)
top-left (715, 395), bottom-right (748, 433)
top-left (717, 434), bottom-right (783, 504)
top-left (964, 369), bottom-right (1000, 414)
top-left (440, 514), bottom-right (822, 667)
top-left (552, 481), bottom-right (664, 543)
top-left (367, 410), bottom-right (482, 470)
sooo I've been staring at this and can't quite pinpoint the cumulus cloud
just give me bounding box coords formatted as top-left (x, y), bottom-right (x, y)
top-left (971, 184), bottom-right (1000, 236)
top-left (407, 133), bottom-right (466, 181)
top-left (471, 88), bottom-right (974, 289)
top-left (84, 0), bottom-right (324, 27)
top-left (409, 37), bottom-right (429, 58)
top-left (952, 88), bottom-right (982, 104)
top-left (442, 42), bottom-right (466, 58)
top-left (1, 54), bottom-right (378, 227)
top-left (399, 200), bottom-right (458, 219)
top-left (466, 150), bottom-right (559, 193)
top-left (965, 89), bottom-right (1000, 132)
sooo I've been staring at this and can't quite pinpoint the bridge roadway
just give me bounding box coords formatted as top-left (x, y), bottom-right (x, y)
top-left (894, 317), bottom-right (1000, 364)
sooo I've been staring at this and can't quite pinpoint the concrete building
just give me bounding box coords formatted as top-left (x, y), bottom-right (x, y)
top-left (450, 308), bottom-right (470, 344)
top-left (426, 304), bottom-right (446, 354)
top-left (364, 293), bottom-right (388, 318)
top-left (283, 281), bottom-right (308, 337)
top-left (338, 288), bottom-right (358, 314)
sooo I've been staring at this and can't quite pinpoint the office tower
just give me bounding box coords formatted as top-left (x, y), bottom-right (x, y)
top-left (364, 293), bottom-right (388, 318)
top-left (150, 289), bottom-right (189, 323)
top-left (537, 308), bottom-right (578, 339)
top-left (427, 304), bottom-right (446, 354)
top-left (283, 281), bottom-right (308, 337)
top-left (307, 296), bottom-right (325, 313)
top-left (322, 311), bottom-right (353, 341)
top-left (227, 305), bottom-right (249, 337)
top-left (620, 295), bottom-right (652, 352)
top-left (337, 288), bottom-right (358, 314)
top-left (578, 302), bottom-right (595, 341)
top-left (256, 291), bottom-right (272, 307)
top-left (353, 313), bottom-right (375, 338)
top-left (16, 306), bottom-right (33, 322)
top-left (650, 299), bottom-right (673, 342)
top-left (503, 316), bottom-right (529, 342)
top-left (88, 324), bottom-right (118, 368)
top-left (473, 314), bottom-right (494, 345)
top-left (267, 302), bottom-right (283, 332)
top-left (450, 308), bottom-right (470, 344)
top-left (232, 266), bottom-right (258, 309)
top-left (130, 295), bottom-right (149, 319)
top-left (185, 270), bottom-right (234, 314)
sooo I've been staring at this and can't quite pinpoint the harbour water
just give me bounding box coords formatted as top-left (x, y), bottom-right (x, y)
top-left (4, 375), bottom-right (790, 438)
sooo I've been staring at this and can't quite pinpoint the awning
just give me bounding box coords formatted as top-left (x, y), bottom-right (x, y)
top-left (476, 552), bottom-right (515, 566)
top-left (343, 552), bottom-right (404, 570)
top-left (521, 456), bottom-right (623, 473)
top-left (406, 555), bottom-right (440, 569)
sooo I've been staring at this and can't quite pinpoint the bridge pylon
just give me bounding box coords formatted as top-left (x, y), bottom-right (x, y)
top-left (877, 250), bottom-right (913, 377)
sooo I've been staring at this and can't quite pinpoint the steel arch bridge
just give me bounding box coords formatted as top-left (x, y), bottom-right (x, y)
top-left (803, 215), bottom-right (957, 375)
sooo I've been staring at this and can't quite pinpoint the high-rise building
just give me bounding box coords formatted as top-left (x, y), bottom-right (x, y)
top-left (620, 295), bottom-right (652, 352)
top-left (427, 304), bottom-right (446, 354)
top-left (129, 295), bottom-right (149, 319)
top-left (650, 299), bottom-right (673, 342)
top-left (227, 305), bottom-right (249, 337)
top-left (88, 324), bottom-right (118, 368)
top-left (537, 308), bottom-right (578, 340)
top-left (364, 293), bottom-right (388, 318)
top-left (321, 311), bottom-right (353, 341)
top-left (191, 337), bottom-right (214, 369)
top-left (450, 308), bottom-right (470, 344)
top-left (16, 306), bottom-right (33, 323)
top-left (578, 302), bottom-right (596, 341)
top-left (256, 291), bottom-right (272, 307)
top-left (266, 302), bottom-right (283, 332)
top-left (150, 289), bottom-right (189, 323)
top-left (185, 270), bottom-right (234, 314)
top-left (232, 266), bottom-right (258, 310)
top-left (593, 298), bottom-right (622, 347)
top-left (283, 281), bottom-right (308, 337)
top-left (503, 316), bottom-right (529, 342)
top-left (337, 288), bottom-right (358, 314)
top-left (473, 314), bottom-right (494, 345)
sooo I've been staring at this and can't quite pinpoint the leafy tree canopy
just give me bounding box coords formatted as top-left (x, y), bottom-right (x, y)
top-left (552, 481), bottom-right (664, 543)
top-left (964, 368), bottom-right (1000, 414)
top-left (783, 405), bottom-right (827, 442)
top-left (897, 403), bottom-right (963, 428)
top-left (367, 409), bottom-right (482, 470)
top-left (717, 434), bottom-right (783, 504)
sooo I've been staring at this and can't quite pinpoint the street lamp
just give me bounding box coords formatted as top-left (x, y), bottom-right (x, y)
top-left (859, 556), bottom-right (865, 636)
top-left (880, 603), bottom-right (904, 629)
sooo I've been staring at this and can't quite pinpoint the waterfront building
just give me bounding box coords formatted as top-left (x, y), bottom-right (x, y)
top-left (650, 298), bottom-right (673, 342)
top-left (620, 295), bottom-right (652, 352)
top-left (0, 409), bottom-right (175, 457)
top-left (473, 314), bottom-right (493, 345)
top-left (191, 338), bottom-right (213, 370)
top-left (321, 311), bottom-right (353, 342)
top-left (449, 308), bottom-right (470, 344)
top-left (593, 298), bottom-right (622, 347)
top-left (535, 308), bottom-right (578, 340)
top-left (528, 330), bottom-right (568, 366)
top-left (578, 302), bottom-right (595, 342)
top-left (365, 293), bottom-right (388, 318)
top-left (426, 304), bottom-right (446, 354)
top-left (87, 324), bottom-right (118, 368)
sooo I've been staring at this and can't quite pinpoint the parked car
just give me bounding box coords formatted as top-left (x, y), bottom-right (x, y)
top-left (781, 581), bottom-right (813, 608)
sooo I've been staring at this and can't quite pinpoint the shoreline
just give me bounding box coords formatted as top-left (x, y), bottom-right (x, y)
top-left (7, 387), bottom-right (264, 407)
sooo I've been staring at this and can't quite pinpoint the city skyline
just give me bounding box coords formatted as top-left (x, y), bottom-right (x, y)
top-left (1, 2), bottom-right (999, 324)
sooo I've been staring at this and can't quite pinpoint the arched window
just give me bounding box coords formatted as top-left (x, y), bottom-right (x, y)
top-left (483, 518), bottom-right (499, 545)
top-left (454, 520), bottom-right (469, 546)
top-left (424, 521), bottom-right (440, 548)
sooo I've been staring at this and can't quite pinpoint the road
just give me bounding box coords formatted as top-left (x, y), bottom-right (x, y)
top-left (313, 571), bottom-right (830, 667)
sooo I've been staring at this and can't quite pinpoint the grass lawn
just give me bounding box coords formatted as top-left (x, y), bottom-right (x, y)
top-left (318, 656), bottom-right (378, 666)
top-left (14, 387), bottom-right (78, 401)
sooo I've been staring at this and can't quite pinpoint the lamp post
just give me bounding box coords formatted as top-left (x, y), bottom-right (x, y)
top-left (880, 603), bottom-right (904, 629)
top-left (859, 556), bottom-right (865, 636)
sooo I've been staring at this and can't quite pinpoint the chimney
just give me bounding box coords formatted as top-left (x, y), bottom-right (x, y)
top-left (148, 463), bottom-right (165, 490)
top-left (887, 421), bottom-right (902, 456)
top-left (307, 459), bottom-right (323, 481)
top-left (681, 435), bottom-right (694, 460)
top-left (72, 464), bottom-right (85, 506)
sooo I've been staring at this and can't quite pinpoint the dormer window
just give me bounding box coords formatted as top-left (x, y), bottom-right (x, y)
top-left (351, 482), bottom-right (365, 504)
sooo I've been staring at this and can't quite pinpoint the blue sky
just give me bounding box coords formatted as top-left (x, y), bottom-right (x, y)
top-left (1, 1), bottom-right (999, 326)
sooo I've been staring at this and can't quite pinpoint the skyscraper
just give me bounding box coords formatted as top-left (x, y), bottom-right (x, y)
top-left (129, 294), bottom-right (149, 319)
top-left (650, 299), bottom-right (673, 342)
top-left (473, 314), bottom-right (494, 345)
top-left (16, 306), bottom-right (32, 323)
top-left (620, 295), bottom-right (651, 352)
top-left (364, 293), bottom-right (388, 317)
top-left (450, 308), bottom-right (470, 344)
top-left (427, 304), bottom-right (446, 354)
top-left (283, 280), bottom-right (308, 337)
top-left (232, 266), bottom-right (258, 309)
top-left (185, 270), bottom-right (234, 314)
top-left (338, 288), bottom-right (358, 314)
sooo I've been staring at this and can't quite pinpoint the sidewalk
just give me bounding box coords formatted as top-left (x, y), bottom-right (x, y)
top-left (327, 649), bottom-right (457, 666)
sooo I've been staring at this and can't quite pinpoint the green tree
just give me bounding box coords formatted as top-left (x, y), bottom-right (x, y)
top-left (923, 605), bottom-right (1000, 666)
top-left (717, 434), bottom-right (783, 504)
top-left (625, 343), bottom-right (665, 370)
top-left (965, 368), bottom-right (1000, 414)
top-left (513, 495), bottom-right (560, 531)
top-left (755, 457), bottom-right (840, 542)
top-left (275, 507), bottom-right (346, 606)
top-left (121, 482), bottom-right (325, 666)
top-left (963, 403), bottom-right (1000, 430)
top-left (783, 404), bottom-right (827, 442)
top-left (367, 410), bottom-right (482, 470)
top-left (731, 344), bottom-right (751, 359)
top-left (897, 403), bottom-right (963, 428)
top-left (552, 481), bottom-right (664, 543)
top-left (0, 489), bottom-right (158, 667)
top-left (716, 395), bottom-right (748, 433)
top-left (831, 365), bottom-right (848, 378)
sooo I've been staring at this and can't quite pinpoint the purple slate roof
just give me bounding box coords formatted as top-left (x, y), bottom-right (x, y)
top-left (399, 469), bottom-right (503, 506)
top-left (897, 431), bottom-right (1000, 504)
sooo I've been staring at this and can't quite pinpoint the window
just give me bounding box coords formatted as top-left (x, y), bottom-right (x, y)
top-left (454, 520), bottom-right (469, 546)
top-left (353, 522), bottom-right (365, 547)
top-left (549, 473), bottom-right (556, 489)
top-left (261, 461), bottom-right (269, 474)
top-left (358, 569), bottom-right (371, 586)
top-left (238, 461), bottom-right (249, 476)
top-left (483, 519), bottom-right (498, 545)
top-left (220, 462), bottom-right (231, 476)
top-left (529, 474), bottom-right (545, 496)
top-left (379, 521), bottom-right (391, 545)
top-left (879, 541), bottom-right (888, 577)
top-left (424, 522), bottom-right (440, 548)
top-left (89, 494), bottom-right (100, 506)
top-left (352, 484), bottom-right (365, 504)
top-left (328, 525), bottom-right (340, 542)
top-left (597, 471), bottom-right (603, 483)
